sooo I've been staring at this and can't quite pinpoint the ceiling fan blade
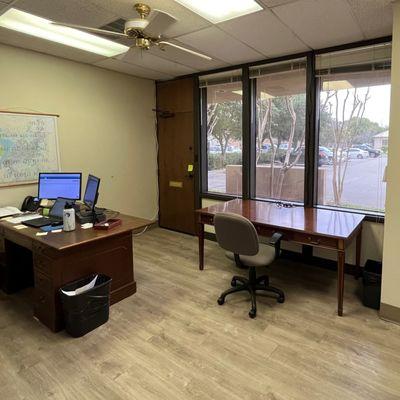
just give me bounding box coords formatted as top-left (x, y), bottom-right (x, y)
top-left (143, 9), bottom-right (177, 38)
top-left (158, 41), bottom-right (212, 60)
top-left (50, 22), bottom-right (128, 38)
top-left (115, 46), bottom-right (139, 61)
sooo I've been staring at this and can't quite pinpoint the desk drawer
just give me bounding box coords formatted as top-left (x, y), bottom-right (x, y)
top-left (35, 271), bottom-right (53, 294)
top-left (291, 232), bottom-right (338, 249)
top-left (33, 254), bottom-right (54, 276)
top-left (34, 288), bottom-right (55, 312)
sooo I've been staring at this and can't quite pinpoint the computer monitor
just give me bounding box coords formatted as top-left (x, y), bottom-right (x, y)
top-left (83, 174), bottom-right (100, 210)
top-left (38, 173), bottom-right (82, 200)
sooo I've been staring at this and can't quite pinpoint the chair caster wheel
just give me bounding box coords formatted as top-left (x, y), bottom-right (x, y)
top-left (217, 297), bottom-right (225, 305)
top-left (231, 278), bottom-right (237, 287)
top-left (249, 309), bottom-right (257, 318)
top-left (277, 295), bottom-right (285, 304)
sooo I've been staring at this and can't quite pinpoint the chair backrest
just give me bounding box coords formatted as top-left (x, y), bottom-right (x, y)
top-left (214, 212), bottom-right (259, 256)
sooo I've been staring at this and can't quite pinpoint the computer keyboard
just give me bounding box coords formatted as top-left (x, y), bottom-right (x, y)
top-left (22, 216), bottom-right (62, 228)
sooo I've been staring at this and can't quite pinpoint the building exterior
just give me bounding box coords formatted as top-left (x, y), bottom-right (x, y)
top-left (373, 130), bottom-right (389, 150)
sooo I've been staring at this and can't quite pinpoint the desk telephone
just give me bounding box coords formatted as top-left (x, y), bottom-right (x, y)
top-left (21, 196), bottom-right (40, 212)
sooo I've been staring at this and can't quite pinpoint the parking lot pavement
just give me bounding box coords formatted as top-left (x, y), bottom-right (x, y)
top-left (321, 155), bottom-right (387, 210)
top-left (208, 156), bottom-right (387, 211)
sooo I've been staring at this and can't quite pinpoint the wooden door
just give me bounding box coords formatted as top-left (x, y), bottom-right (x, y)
top-left (157, 78), bottom-right (196, 235)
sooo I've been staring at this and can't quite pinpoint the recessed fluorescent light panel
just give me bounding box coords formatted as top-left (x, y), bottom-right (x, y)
top-left (0, 8), bottom-right (129, 57)
top-left (322, 80), bottom-right (353, 91)
top-left (174, 0), bottom-right (263, 23)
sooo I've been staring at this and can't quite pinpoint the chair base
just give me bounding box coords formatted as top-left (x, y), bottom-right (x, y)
top-left (217, 267), bottom-right (284, 318)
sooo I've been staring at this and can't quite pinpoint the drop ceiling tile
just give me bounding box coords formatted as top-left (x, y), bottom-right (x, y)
top-left (218, 9), bottom-right (309, 58)
top-left (95, 58), bottom-right (173, 80)
top-left (0, 27), bottom-right (106, 64)
top-left (177, 26), bottom-right (265, 64)
top-left (15, 0), bottom-right (118, 26)
top-left (86, 0), bottom-right (212, 38)
top-left (272, 0), bottom-right (364, 49)
top-left (347, 0), bottom-right (392, 39)
top-left (147, 39), bottom-right (228, 71)
top-left (0, 2), bottom-right (9, 14)
top-left (118, 49), bottom-right (196, 76)
top-left (260, 0), bottom-right (299, 7)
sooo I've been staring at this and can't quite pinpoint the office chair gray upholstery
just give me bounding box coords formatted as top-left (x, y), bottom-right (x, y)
top-left (214, 212), bottom-right (285, 318)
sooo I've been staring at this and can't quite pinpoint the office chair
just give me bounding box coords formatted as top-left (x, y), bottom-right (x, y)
top-left (214, 212), bottom-right (285, 318)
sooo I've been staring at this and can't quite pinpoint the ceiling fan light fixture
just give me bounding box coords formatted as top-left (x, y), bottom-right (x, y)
top-left (0, 8), bottom-right (129, 57)
top-left (174, 0), bottom-right (263, 23)
top-left (125, 18), bottom-right (150, 32)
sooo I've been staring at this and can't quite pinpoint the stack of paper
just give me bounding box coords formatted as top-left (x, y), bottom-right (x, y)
top-left (0, 206), bottom-right (21, 218)
top-left (8, 214), bottom-right (42, 224)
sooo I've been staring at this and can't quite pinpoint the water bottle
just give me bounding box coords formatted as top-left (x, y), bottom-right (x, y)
top-left (63, 202), bottom-right (76, 232)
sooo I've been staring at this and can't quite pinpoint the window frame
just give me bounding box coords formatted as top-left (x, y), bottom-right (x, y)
top-left (197, 36), bottom-right (391, 221)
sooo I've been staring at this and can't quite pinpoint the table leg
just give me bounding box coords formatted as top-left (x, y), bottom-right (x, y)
top-left (198, 222), bottom-right (204, 271)
top-left (337, 246), bottom-right (345, 316)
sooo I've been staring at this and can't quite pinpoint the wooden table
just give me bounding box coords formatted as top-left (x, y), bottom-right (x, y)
top-left (0, 214), bottom-right (152, 332)
top-left (196, 199), bottom-right (365, 316)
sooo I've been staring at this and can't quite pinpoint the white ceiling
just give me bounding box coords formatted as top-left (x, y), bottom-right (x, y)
top-left (0, 0), bottom-right (394, 81)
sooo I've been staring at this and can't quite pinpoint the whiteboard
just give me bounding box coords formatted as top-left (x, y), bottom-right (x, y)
top-left (0, 112), bottom-right (60, 186)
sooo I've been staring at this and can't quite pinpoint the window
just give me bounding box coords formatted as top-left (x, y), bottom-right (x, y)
top-left (316, 43), bottom-right (391, 213)
top-left (198, 40), bottom-right (391, 217)
top-left (200, 70), bottom-right (242, 195)
top-left (250, 59), bottom-right (307, 203)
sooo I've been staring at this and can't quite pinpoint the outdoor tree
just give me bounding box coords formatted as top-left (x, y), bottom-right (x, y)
top-left (256, 93), bottom-right (306, 199)
top-left (207, 100), bottom-right (242, 168)
top-left (320, 88), bottom-right (370, 205)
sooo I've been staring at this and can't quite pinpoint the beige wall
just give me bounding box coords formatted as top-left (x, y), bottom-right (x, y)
top-left (0, 44), bottom-right (158, 220)
top-left (202, 198), bottom-right (384, 264)
top-left (382, 2), bottom-right (400, 309)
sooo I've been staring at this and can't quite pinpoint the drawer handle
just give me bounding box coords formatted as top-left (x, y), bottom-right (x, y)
top-left (308, 237), bottom-right (321, 245)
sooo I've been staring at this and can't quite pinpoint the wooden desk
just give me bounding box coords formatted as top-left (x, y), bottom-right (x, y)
top-left (196, 199), bottom-right (365, 316)
top-left (0, 214), bottom-right (151, 332)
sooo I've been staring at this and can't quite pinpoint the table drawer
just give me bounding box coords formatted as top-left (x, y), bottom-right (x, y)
top-left (291, 232), bottom-right (338, 249)
top-left (200, 214), bottom-right (214, 225)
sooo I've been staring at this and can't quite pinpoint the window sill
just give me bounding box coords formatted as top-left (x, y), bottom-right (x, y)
top-left (201, 192), bottom-right (241, 201)
top-left (315, 205), bottom-right (384, 224)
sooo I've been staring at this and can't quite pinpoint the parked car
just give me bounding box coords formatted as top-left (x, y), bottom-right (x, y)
top-left (319, 146), bottom-right (333, 158)
top-left (356, 144), bottom-right (381, 158)
top-left (226, 146), bottom-right (241, 153)
top-left (209, 145), bottom-right (221, 154)
top-left (283, 146), bottom-right (332, 166)
top-left (318, 148), bottom-right (333, 166)
top-left (345, 148), bottom-right (369, 159)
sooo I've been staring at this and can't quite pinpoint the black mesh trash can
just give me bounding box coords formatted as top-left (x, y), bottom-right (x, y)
top-left (362, 260), bottom-right (382, 310)
top-left (60, 274), bottom-right (112, 337)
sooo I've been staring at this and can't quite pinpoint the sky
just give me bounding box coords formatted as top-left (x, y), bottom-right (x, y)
top-left (321, 84), bottom-right (391, 128)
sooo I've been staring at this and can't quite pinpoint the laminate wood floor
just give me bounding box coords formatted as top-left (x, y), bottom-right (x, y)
top-left (1, 228), bottom-right (400, 400)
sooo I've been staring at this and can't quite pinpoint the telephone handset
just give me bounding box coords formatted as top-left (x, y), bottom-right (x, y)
top-left (21, 196), bottom-right (40, 212)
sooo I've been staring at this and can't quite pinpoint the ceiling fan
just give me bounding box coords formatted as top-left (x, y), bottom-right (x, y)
top-left (52, 2), bottom-right (212, 60)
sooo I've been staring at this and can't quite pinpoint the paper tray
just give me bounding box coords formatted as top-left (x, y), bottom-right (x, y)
top-left (93, 218), bottom-right (122, 230)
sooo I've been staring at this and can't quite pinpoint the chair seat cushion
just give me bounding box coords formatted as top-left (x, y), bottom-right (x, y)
top-left (226, 243), bottom-right (276, 268)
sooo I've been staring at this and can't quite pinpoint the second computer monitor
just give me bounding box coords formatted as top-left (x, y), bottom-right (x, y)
top-left (38, 173), bottom-right (82, 200)
top-left (83, 174), bottom-right (100, 210)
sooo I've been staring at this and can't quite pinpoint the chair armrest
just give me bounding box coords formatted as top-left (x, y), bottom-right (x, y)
top-left (269, 232), bottom-right (283, 246)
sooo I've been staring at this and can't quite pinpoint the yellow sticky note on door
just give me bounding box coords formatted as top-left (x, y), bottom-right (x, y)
top-left (187, 164), bottom-right (194, 172)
